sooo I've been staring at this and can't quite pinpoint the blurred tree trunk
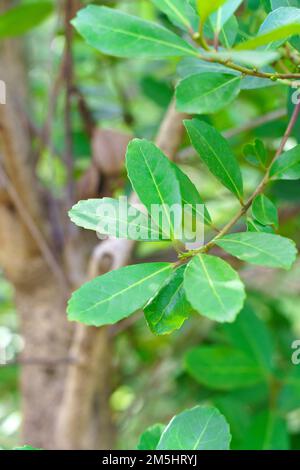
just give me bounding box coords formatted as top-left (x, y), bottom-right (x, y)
top-left (0, 1), bottom-right (115, 449)
top-left (0, 0), bottom-right (187, 450)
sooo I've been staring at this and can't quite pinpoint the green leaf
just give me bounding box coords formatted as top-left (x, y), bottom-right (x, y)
top-left (254, 139), bottom-right (268, 166)
top-left (260, 6), bottom-right (300, 44)
top-left (72, 6), bottom-right (198, 59)
top-left (157, 405), bottom-right (231, 450)
top-left (144, 266), bottom-right (191, 335)
top-left (178, 58), bottom-right (275, 89)
top-left (137, 424), bottom-right (165, 450)
top-left (67, 263), bottom-right (173, 327)
top-left (215, 233), bottom-right (297, 269)
top-left (218, 15), bottom-right (239, 48)
top-left (185, 346), bottom-right (265, 390)
top-left (278, 365), bottom-right (300, 412)
top-left (0, 1), bottom-right (53, 38)
top-left (13, 445), bottom-right (41, 451)
top-left (178, 57), bottom-right (238, 79)
top-left (126, 139), bottom-right (182, 239)
top-left (69, 198), bottom-right (165, 241)
top-left (204, 50), bottom-right (279, 67)
top-left (209, 0), bottom-right (243, 33)
top-left (196, 0), bottom-right (227, 25)
top-left (222, 306), bottom-right (274, 374)
top-left (272, 0), bottom-right (300, 8)
top-left (240, 412), bottom-right (290, 450)
top-left (244, 139), bottom-right (268, 167)
top-left (171, 163), bottom-right (212, 226)
top-left (176, 73), bottom-right (241, 115)
top-left (151, 0), bottom-right (199, 32)
top-left (247, 218), bottom-right (275, 233)
top-left (213, 396), bottom-right (250, 445)
top-left (184, 254), bottom-right (246, 322)
top-left (252, 195), bottom-right (279, 228)
top-left (270, 144), bottom-right (300, 180)
top-left (236, 7), bottom-right (300, 50)
top-left (184, 119), bottom-right (244, 200)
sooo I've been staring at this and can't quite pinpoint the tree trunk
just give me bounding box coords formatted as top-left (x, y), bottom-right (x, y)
top-left (0, 1), bottom-right (188, 450)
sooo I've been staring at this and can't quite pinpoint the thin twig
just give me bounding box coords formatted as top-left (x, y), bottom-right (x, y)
top-left (64, 0), bottom-right (75, 207)
top-left (180, 101), bottom-right (300, 261)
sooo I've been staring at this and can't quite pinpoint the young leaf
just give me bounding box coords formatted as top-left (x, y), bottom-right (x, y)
top-left (196, 0), bottom-right (227, 26)
top-left (184, 254), bottom-right (246, 323)
top-left (72, 6), bottom-right (198, 59)
top-left (67, 263), bottom-right (173, 327)
top-left (176, 73), bottom-right (241, 115)
top-left (209, 0), bottom-right (243, 33)
top-left (244, 139), bottom-right (268, 167)
top-left (247, 218), bottom-right (274, 233)
top-left (144, 266), bottom-right (192, 335)
top-left (185, 346), bottom-right (265, 390)
top-left (157, 406), bottom-right (231, 450)
top-left (252, 195), bottom-right (279, 228)
top-left (240, 412), bottom-right (290, 450)
top-left (0, 1), bottom-right (53, 38)
top-left (126, 139), bottom-right (182, 239)
top-left (236, 7), bottom-right (300, 50)
top-left (270, 144), bottom-right (300, 180)
top-left (69, 198), bottom-right (165, 241)
top-left (260, 6), bottom-right (300, 40)
top-left (215, 233), bottom-right (297, 269)
top-left (218, 15), bottom-right (239, 48)
top-left (137, 424), bottom-right (165, 450)
top-left (184, 119), bottom-right (244, 200)
top-left (171, 163), bottom-right (212, 226)
top-left (254, 139), bottom-right (268, 166)
top-left (151, 0), bottom-right (199, 32)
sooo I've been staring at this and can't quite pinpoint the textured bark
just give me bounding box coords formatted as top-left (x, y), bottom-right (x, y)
top-left (0, 19), bottom-right (73, 448)
top-left (56, 101), bottom-right (188, 449)
top-left (0, 2), bottom-right (189, 448)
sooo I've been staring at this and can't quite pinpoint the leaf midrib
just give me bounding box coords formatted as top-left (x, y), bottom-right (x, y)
top-left (85, 212), bottom-right (161, 238)
top-left (161, 0), bottom-right (192, 29)
top-left (182, 74), bottom-right (240, 107)
top-left (88, 16), bottom-right (198, 57)
top-left (154, 281), bottom-right (183, 326)
top-left (272, 155), bottom-right (300, 177)
top-left (78, 264), bottom-right (172, 314)
top-left (193, 410), bottom-right (215, 450)
top-left (217, 238), bottom-right (287, 265)
top-left (197, 256), bottom-right (226, 313)
top-left (138, 142), bottom-right (176, 238)
top-left (189, 123), bottom-right (242, 198)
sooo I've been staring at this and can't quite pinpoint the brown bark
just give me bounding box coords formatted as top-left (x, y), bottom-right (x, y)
top-left (56, 101), bottom-right (188, 449)
top-left (0, 30), bottom-right (73, 449)
top-left (0, 1), bottom-right (188, 450)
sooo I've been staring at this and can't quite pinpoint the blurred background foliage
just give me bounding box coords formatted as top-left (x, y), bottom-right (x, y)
top-left (0, 0), bottom-right (300, 450)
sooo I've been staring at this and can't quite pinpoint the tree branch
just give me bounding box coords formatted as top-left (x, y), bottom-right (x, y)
top-left (56, 99), bottom-right (188, 449)
top-left (181, 101), bottom-right (300, 261)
